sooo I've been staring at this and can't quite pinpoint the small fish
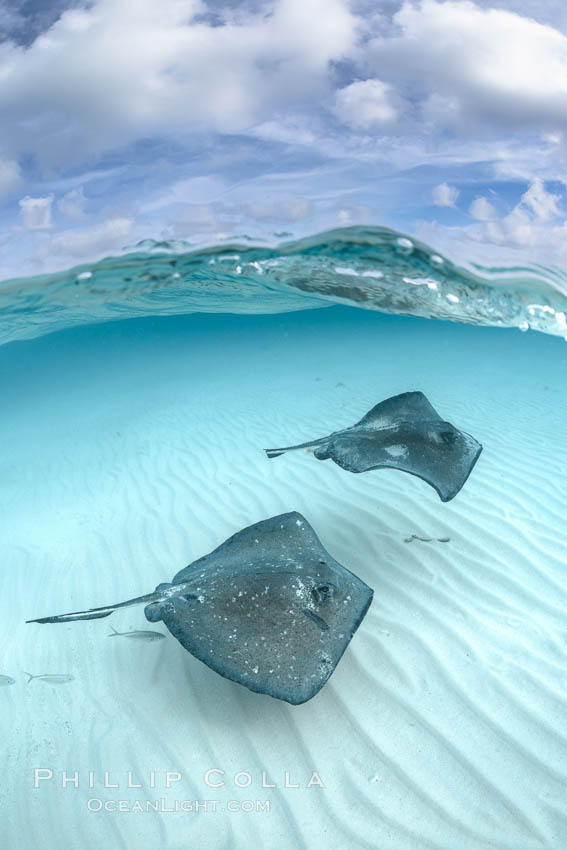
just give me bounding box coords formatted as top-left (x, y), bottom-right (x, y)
top-left (404, 534), bottom-right (451, 544)
top-left (24, 672), bottom-right (74, 684)
top-left (108, 625), bottom-right (165, 642)
top-left (0, 675), bottom-right (15, 686)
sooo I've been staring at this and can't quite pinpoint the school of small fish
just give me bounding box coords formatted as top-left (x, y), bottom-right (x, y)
top-left (0, 627), bottom-right (165, 687)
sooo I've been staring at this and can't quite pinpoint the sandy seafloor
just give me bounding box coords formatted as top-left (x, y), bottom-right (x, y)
top-left (1, 305), bottom-right (567, 850)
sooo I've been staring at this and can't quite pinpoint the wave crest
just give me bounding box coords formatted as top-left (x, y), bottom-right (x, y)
top-left (1, 226), bottom-right (567, 344)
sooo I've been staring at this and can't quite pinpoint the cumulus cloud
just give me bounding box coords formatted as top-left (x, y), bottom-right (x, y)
top-left (19, 195), bottom-right (54, 229)
top-left (0, 0), bottom-right (357, 165)
top-left (417, 176), bottom-right (567, 268)
top-left (469, 196), bottom-right (497, 221)
top-left (482, 207), bottom-right (543, 249)
top-left (334, 79), bottom-right (399, 129)
top-left (57, 186), bottom-right (87, 221)
top-left (520, 178), bottom-right (561, 221)
top-left (367, 0), bottom-right (567, 135)
top-left (432, 182), bottom-right (459, 208)
top-left (471, 180), bottom-right (565, 253)
top-left (3, 1), bottom-right (567, 183)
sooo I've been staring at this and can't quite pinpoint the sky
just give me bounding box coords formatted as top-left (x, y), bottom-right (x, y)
top-left (1, 0), bottom-right (567, 279)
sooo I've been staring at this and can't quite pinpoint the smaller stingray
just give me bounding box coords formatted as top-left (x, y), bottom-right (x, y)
top-left (265, 391), bottom-right (482, 502)
top-left (27, 513), bottom-right (373, 705)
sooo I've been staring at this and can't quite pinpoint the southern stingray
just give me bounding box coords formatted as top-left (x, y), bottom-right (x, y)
top-left (27, 512), bottom-right (373, 705)
top-left (266, 391), bottom-right (482, 502)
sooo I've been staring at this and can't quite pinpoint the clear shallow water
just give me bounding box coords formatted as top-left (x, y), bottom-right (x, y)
top-left (2, 226), bottom-right (567, 345)
top-left (2, 242), bottom-right (567, 849)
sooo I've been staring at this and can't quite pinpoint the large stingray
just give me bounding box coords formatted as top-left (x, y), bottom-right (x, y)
top-left (266, 391), bottom-right (482, 502)
top-left (27, 512), bottom-right (373, 705)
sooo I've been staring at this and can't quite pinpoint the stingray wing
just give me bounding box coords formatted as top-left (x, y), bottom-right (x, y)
top-left (146, 513), bottom-right (373, 704)
top-left (354, 391), bottom-right (441, 429)
top-left (170, 511), bottom-right (329, 585)
top-left (317, 426), bottom-right (482, 501)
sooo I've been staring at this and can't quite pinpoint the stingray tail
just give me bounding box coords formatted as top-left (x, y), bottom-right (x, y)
top-left (265, 437), bottom-right (327, 459)
top-left (26, 590), bottom-right (166, 625)
top-left (26, 581), bottom-right (198, 626)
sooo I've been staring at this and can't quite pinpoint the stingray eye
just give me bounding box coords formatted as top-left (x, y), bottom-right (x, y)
top-left (312, 583), bottom-right (335, 604)
top-left (440, 429), bottom-right (456, 444)
top-left (433, 423), bottom-right (456, 444)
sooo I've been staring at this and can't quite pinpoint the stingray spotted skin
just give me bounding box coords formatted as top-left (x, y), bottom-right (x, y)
top-left (27, 513), bottom-right (373, 705)
top-left (266, 391), bottom-right (482, 502)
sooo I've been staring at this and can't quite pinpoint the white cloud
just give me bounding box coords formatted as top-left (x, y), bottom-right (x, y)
top-left (18, 195), bottom-right (53, 229)
top-left (0, 157), bottom-right (22, 202)
top-left (472, 180), bottom-right (563, 248)
top-left (57, 186), bottom-right (87, 221)
top-left (50, 217), bottom-right (134, 259)
top-left (520, 178), bottom-right (561, 221)
top-left (483, 206), bottom-right (541, 248)
top-left (367, 0), bottom-right (567, 134)
top-left (469, 196), bottom-right (497, 221)
top-left (470, 180), bottom-right (565, 254)
top-left (334, 79), bottom-right (399, 129)
top-left (0, 0), bottom-right (357, 165)
top-left (432, 182), bottom-right (459, 208)
top-left (417, 177), bottom-right (567, 269)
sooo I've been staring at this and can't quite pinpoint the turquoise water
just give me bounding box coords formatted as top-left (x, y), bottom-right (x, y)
top-left (2, 233), bottom-right (567, 848)
top-left (2, 226), bottom-right (567, 345)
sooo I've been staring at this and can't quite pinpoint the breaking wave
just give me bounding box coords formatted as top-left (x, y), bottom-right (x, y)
top-left (1, 225), bottom-right (567, 344)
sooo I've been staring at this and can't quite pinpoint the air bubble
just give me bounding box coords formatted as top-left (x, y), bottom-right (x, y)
top-left (395, 237), bottom-right (413, 254)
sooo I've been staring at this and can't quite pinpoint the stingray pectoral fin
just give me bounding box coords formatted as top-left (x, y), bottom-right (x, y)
top-left (26, 590), bottom-right (167, 625)
top-left (265, 437), bottom-right (327, 459)
top-left (324, 428), bottom-right (482, 501)
top-left (404, 429), bottom-right (483, 502)
top-left (355, 391), bottom-right (440, 429)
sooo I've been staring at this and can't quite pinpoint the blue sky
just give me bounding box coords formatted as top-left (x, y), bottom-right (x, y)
top-left (1, 0), bottom-right (567, 279)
